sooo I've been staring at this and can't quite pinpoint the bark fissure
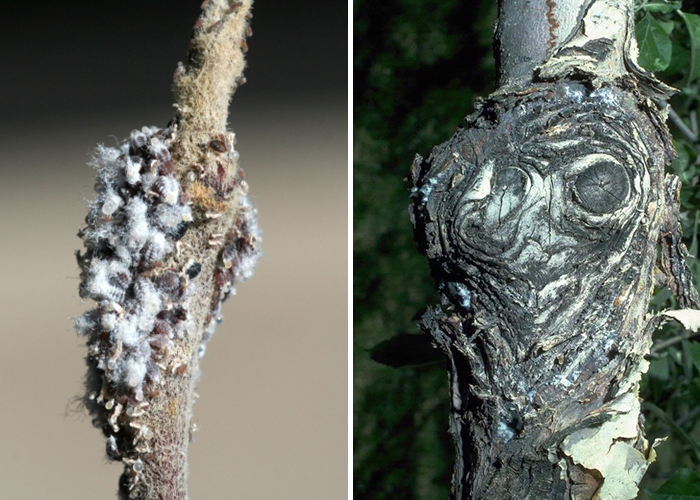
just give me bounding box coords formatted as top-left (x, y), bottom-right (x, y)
top-left (410, 0), bottom-right (696, 498)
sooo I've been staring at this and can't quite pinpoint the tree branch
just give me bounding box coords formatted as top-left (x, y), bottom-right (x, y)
top-left (495, 0), bottom-right (591, 85)
top-left (410, 0), bottom-right (678, 498)
top-left (76, 2), bottom-right (259, 498)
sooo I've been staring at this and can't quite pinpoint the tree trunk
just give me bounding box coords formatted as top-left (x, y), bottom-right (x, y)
top-left (409, 1), bottom-right (697, 498)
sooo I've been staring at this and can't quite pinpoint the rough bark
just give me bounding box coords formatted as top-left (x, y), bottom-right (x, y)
top-left (409, 1), bottom-right (697, 499)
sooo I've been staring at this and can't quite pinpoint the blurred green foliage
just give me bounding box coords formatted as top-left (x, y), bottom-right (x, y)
top-left (354, 1), bottom-right (496, 497)
top-left (354, 1), bottom-right (700, 498)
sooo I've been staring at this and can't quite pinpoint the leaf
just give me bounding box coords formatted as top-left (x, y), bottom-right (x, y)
top-left (681, 185), bottom-right (700, 211)
top-left (637, 12), bottom-right (674, 71)
top-left (679, 11), bottom-right (700, 84)
top-left (664, 40), bottom-right (691, 76)
top-left (688, 211), bottom-right (699, 258)
top-left (642, 1), bottom-right (682, 13)
top-left (647, 490), bottom-right (700, 498)
top-left (682, 340), bottom-right (695, 379)
top-left (648, 355), bottom-right (671, 383)
top-left (660, 19), bottom-right (676, 36)
top-left (646, 468), bottom-right (700, 499)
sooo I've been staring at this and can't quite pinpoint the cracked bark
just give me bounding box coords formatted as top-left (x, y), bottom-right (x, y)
top-left (410, 1), bottom-right (698, 499)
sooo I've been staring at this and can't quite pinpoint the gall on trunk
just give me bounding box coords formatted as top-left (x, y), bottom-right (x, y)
top-left (405, 0), bottom-right (700, 496)
top-left (409, 79), bottom-right (678, 499)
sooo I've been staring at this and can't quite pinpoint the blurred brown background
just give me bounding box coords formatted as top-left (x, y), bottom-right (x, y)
top-left (0, 1), bottom-right (347, 498)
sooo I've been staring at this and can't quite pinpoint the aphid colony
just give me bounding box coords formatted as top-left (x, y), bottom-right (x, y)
top-left (201, 194), bottom-right (260, 354)
top-left (75, 121), bottom-right (261, 465)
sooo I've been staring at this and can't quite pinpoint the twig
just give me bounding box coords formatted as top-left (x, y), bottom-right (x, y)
top-left (676, 402), bottom-right (700, 428)
top-left (690, 110), bottom-right (698, 136)
top-left (668, 107), bottom-right (698, 143)
top-left (648, 329), bottom-right (700, 358)
top-left (75, 2), bottom-right (259, 499)
top-left (174, 0), bottom-right (253, 138)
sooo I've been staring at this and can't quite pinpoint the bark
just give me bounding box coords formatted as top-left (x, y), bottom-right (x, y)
top-left (409, 1), bottom-right (697, 499)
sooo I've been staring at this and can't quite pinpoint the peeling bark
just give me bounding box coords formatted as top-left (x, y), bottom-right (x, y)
top-left (409, 1), bottom-right (696, 499)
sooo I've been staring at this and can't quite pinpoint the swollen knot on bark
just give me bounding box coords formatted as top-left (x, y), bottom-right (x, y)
top-left (410, 80), bottom-right (669, 499)
top-left (410, 1), bottom-right (698, 498)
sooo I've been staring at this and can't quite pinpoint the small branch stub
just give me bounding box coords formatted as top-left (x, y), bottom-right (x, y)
top-left (75, 1), bottom-right (259, 499)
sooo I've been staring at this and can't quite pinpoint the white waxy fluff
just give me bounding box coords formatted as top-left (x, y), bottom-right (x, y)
top-left (76, 123), bottom-right (259, 421)
top-left (102, 191), bottom-right (124, 216)
top-left (125, 158), bottom-right (141, 185)
top-left (135, 278), bottom-right (161, 315)
top-left (182, 205), bottom-right (193, 222)
top-left (101, 312), bottom-right (118, 331)
top-left (125, 358), bottom-right (148, 388)
top-left (114, 315), bottom-right (140, 347)
top-left (145, 231), bottom-right (170, 262)
top-left (127, 198), bottom-right (150, 247)
top-left (156, 204), bottom-right (184, 228)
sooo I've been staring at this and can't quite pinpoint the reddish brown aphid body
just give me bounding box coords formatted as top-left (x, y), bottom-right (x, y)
top-left (155, 270), bottom-right (179, 293)
top-left (209, 137), bottom-right (227, 153)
